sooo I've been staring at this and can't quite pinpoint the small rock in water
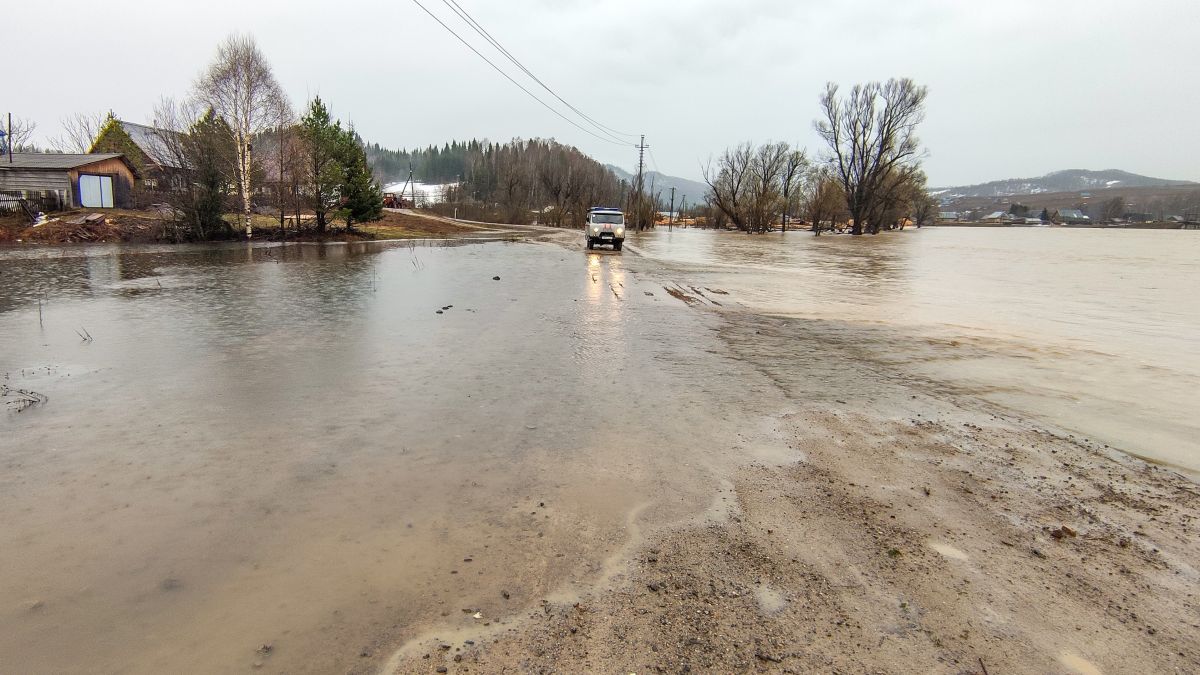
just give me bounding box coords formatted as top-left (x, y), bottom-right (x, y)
top-left (492, 275), bottom-right (501, 280)
top-left (436, 310), bottom-right (444, 315)
top-left (501, 589), bottom-right (511, 600)
top-left (256, 643), bottom-right (273, 655)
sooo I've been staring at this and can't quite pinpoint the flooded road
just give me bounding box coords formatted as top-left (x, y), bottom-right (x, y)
top-left (0, 239), bottom-right (785, 673)
top-left (2, 226), bottom-right (1198, 673)
top-left (631, 226), bottom-right (1200, 475)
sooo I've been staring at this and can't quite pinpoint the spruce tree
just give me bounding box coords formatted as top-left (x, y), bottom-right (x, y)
top-left (339, 130), bottom-right (383, 229)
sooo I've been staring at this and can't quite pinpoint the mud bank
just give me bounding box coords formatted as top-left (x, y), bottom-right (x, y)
top-left (385, 244), bottom-right (1200, 674)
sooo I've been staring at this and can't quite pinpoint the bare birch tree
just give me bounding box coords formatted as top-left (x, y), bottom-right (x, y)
top-left (194, 34), bottom-right (290, 238)
top-left (815, 78), bottom-right (927, 235)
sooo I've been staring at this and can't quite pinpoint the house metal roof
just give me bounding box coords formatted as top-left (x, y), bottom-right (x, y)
top-left (0, 153), bottom-right (127, 170)
top-left (116, 120), bottom-right (179, 169)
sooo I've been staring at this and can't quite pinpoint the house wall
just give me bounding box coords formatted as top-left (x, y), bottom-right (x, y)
top-left (68, 158), bottom-right (137, 208)
top-left (0, 169), bottom-right (73, 207)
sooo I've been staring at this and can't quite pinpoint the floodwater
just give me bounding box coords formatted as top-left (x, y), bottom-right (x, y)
top-left (0, 239), bottom-right (781, 673)
top-left (2, 226), bottom-right (1197, 672)
top-left (631, 226), bottom-right (1200, 475)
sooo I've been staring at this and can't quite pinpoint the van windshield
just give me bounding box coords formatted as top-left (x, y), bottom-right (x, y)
top-left (591, 213), bottom-right (624, 224)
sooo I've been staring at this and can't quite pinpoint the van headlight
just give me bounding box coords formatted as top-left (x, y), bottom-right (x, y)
top-left (592, 226), bottom-right (600, 233)
top-left (616, 227), bottom-right (624, 235)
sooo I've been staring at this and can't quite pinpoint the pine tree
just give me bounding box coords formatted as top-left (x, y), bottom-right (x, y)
top-left (300, 96), bottom-right (344, 233)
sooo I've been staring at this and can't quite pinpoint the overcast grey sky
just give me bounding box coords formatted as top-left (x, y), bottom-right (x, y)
top-left (10, 0), bottom-right (1200, 185)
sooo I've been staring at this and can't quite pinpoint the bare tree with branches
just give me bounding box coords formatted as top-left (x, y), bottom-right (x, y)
top-left (815, 78), bottom-right (928, 235)
top-left (4, 116), bottom-right (38, 152)
top-left (800, 165), bottom-right (846, 235)
top-left (702, 142), bottom-right (753, 231)
top-left (50, 112), bottom-right (108, 153)
top-left (151, 98), bottom-right (237, 241)
top-left (194, 33), bottom-right (290, 238)
top-left (780, 149), bottom-right (808, 231)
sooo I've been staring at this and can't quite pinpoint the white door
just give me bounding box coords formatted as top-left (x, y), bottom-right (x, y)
top-left (78, 174), bottom-right (114, 208)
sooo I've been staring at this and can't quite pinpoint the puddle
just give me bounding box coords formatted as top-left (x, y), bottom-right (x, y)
top-left (1059, 650), bottom-right (1104, 675)
top-left (753, 585), bottom-right (788, 616)
top-left (928, 542), bottom-right (969, 561)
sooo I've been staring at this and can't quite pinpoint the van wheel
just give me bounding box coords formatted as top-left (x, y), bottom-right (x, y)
top-left (586, 238), bottom-right (594, 250)
top-left (613, 241), bottom-right (623, 251)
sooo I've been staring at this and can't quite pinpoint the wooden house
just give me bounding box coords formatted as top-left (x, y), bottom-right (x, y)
top-left (90, 119), bottom-right (179, 189)
top-left (0, 153), bottom-right (140, 209)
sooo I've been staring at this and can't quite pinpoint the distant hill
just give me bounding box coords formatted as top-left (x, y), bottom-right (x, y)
top-left (605, 165), bottom-right (709, 206)
top-left (934, 170), bottom-right (1195, 199)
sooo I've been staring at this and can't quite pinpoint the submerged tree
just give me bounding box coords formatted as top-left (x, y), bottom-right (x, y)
top-left (815, 78), bottom-right (928, 235)
top-left (704, 141), bottom-right (808, 233)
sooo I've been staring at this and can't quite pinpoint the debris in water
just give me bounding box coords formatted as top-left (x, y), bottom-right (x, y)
top-left (2, 385), bottom-right (48, 412)
top-left (472, 612), bottom-right (483, 619)
top-left (492, 275), bottom-right (501, 280)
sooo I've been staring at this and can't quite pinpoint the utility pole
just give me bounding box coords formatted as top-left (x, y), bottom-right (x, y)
top-left (668, 186), bottom-right (676, 230)
top-left (634, 134), bottom-right (648, 229)
top-left (6, 113), bottom-right (12, 164)
top-left (679, 196), bottom-right (687, 226)
top-left (408, 162), bottom-right (416, 209)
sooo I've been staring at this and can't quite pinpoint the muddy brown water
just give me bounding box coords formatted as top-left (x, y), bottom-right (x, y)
top-left (2, 227), bottom-right (1197, 672)
top-left (630, 226), bottom-right (1200, 476)
top-left (1, 239), bottom-right (790, 673)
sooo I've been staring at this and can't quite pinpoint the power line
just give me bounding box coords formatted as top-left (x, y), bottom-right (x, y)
top-left (409, 0), bottom-right (633, 147)
top-left (439, 0), bottom-right (639, 143)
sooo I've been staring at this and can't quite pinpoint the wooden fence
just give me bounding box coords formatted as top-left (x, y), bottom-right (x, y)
top-left (0, 191), bottom-right (64, 217)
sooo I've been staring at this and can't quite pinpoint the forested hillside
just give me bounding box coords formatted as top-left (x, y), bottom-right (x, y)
top-left (365, 140), bottom-right (480, 184)
top-left (366, 138), bottom-right (625, 226)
